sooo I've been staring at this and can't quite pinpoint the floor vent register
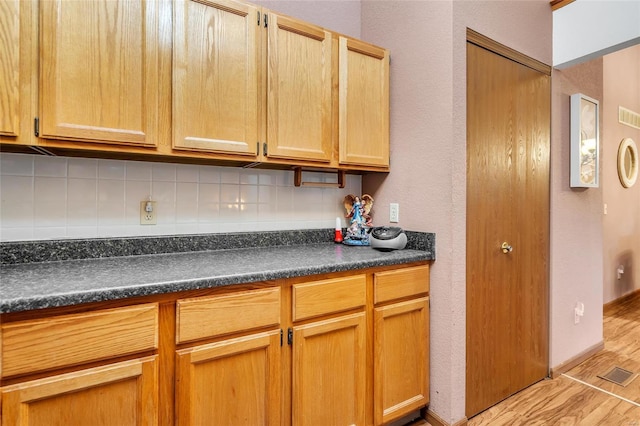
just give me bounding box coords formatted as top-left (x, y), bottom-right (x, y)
top-left (597, 366), bottom-right (638, 387)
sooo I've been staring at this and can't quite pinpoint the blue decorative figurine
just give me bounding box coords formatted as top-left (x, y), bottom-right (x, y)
top-left (342, 194), bottom-right (374, 246)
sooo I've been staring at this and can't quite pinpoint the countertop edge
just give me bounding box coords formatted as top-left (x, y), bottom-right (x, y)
top-left (1, 230), bottom-right (435, 313)
top-left (1, 245), bottom-right (432, 314)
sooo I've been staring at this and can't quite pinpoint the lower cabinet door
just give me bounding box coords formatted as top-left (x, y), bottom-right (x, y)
top-left (1, 356), bottom-right (158, 426)
top-left (292, 312), bottom-right (367, 426)
top-left (374, 297), bottom-right (429, 425)
top-left (175, 330), bottom-right (281, 426)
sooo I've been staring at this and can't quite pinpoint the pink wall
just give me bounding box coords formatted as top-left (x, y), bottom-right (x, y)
top-left (361, 1), bottom-right (553, 423)
top-left (254, 0), bottom-right (361, 38)
top-left (360, 2), bottom-right (459, 419)
top-left (603, 45), bottom-right (640, 302)
top-left (549, 59), bottom-right (604, 369)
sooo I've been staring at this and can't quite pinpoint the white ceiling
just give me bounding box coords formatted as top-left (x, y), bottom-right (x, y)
top-left (553, 0), bottom-right (640, 68)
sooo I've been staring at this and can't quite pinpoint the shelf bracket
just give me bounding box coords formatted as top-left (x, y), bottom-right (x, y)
top-left (293, 167), bottom-right (346, 188)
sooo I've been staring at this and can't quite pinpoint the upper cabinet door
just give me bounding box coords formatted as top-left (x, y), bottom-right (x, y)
top-left (39, 0), bottom-right (160, 147)
top-left (266, 14), bottom-right (332, 163)
top-left (173, 0), bottom-right (259, 157)
top-left (0, 0), bottom-right (20, 137)
top-left (338, 37), bottom-right (390, 168)
top-left (1, 0), bottom-right (36, 144)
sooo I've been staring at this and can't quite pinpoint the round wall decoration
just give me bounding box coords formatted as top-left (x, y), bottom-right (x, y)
top-left (617, 137), bottom-right (638, 188)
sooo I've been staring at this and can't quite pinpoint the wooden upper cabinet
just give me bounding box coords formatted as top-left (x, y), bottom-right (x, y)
top-left (0, 0), bottom-right (36, 145)
top-left (2, 0), bottom-right (390, 169)
top-left (173, 0), bottom-right (259, 157)
top-left (0, 0), bottom-right (20, 137)
top-left (38, 0), bottom-right (160, 147)
top-left (265, 14), bottom-right (332, 163)
top-left (339, 37), bottom-right (390, 168)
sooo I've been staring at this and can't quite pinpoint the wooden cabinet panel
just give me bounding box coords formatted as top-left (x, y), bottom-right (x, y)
top-left (0, 0), bottom-right (20, 137)
top-left (39, 0), bottom-right (161, 146)
top-left (1, 356), bottom-right (158, 426)
top-left (176, 287), bottom-right (280, 343)
top-left (292, 312), bottom-right (366, 426)
top-left (265, 14), bottom-right (332, 162)
top-left (292, 274), bottom-right (366, 321)
top-left (172, 0), bottom-right (259, 157)
top-left (0, 0), bottom-right (36, 145)
top-left (338, 37), bottom-right (390, 167)
top-left (0, 264), bottom-right (427, 425)
top-left (374, 297), bottom-right (429, 425)
top-left (1, 304), bottom-right (158, 377)
top-left (374, 264), bottom-right (430, 304)
top-left (175, 330), bottom-right (281, 426)
top-left (1, 0), bottom-right (389, 170)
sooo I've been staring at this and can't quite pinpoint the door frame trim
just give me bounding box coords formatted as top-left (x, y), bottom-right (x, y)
top-left (466, 28), bottom-right (551, 76)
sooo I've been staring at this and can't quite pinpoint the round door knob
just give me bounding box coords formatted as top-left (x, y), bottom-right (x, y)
top-left (501, 242), bottom-right (513, 254)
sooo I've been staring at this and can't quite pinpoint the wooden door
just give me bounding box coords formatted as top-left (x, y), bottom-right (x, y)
top-left (175, 331), bottom-right (281, 426)
top-left (1, 356), bottom-right (158, 426)
top-left (292, 312), bottom-right (366, 426)
top-left (265, 14), bottom-right (332, 162)
top-left (374, 297), bottom-right (429, 425)
top-left (466, 39), bottom-right (550, 417)
top-left (338, 36), bottom-right (390, 168)
top-left (173, 0), bottom-right (259, 157)
top-left (39, 0), bottom-right (160, 147)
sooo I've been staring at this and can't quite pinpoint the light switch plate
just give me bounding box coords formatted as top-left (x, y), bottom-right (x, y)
top-left (390, 203), bottom-right (399, 223)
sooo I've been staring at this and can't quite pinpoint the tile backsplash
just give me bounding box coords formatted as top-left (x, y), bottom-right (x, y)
top-left (0, 153), bottom-right (361, 242)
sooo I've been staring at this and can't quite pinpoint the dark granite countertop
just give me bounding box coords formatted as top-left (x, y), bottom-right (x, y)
top-left (0, 230), bottom-right (435, 314)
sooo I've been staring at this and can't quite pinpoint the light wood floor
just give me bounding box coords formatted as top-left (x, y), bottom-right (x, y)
top-left (468, 292), bottom-right (640, 426)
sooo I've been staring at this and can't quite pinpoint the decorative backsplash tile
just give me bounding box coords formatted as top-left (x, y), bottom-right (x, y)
top-left (0, 153), bottom-right (361, 242)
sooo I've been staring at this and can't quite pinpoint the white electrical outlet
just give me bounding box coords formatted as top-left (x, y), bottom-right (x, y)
top-left (390, 203), bottom-right (399, 223)
top-left (140, 200), bottom-right (157, 225)
top-left (574, 302), bottom-right (584, 324)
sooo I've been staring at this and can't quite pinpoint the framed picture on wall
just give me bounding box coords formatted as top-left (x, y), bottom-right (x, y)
top-left (570, 93), bottom-right (600, 188)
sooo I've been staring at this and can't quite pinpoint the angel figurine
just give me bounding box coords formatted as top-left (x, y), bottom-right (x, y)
top-left (342, 194), bottom-right (374, 245)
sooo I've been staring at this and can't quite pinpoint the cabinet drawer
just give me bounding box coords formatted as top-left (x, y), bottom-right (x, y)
top-left (292, 275), bottom-right (366, 321)
top-left (176, 287), bottom-right (280, 343)
top-left (374, 265), bottom-right (429, 304)
top-left (1, 304), bottom-right (159, 378)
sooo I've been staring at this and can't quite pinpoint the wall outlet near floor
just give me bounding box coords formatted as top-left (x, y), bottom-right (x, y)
top-left (574, 302), bottom-right (584, 324)
top-left (140, 200), bottom-right (157, 225)
top-left (390, 203), bottom-right (399, 223)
